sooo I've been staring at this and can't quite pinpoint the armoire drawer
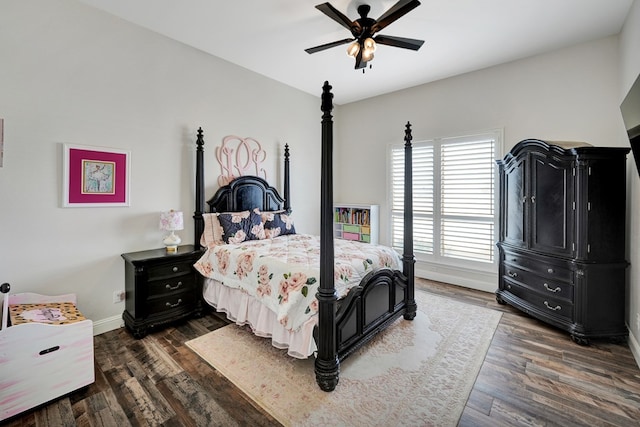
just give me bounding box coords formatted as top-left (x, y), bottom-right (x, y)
top-left (502, 263), bottom-right (573, 301)
top-left (503, 279), bottom-right (573, 322)
top-left (502, 250), bottom-right (572, 282)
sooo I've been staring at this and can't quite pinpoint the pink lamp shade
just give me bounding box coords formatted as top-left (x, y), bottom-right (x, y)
top-left (159, 210), bottom-right (184, 231)
top-left (159, 210), bottom-right (184, 252)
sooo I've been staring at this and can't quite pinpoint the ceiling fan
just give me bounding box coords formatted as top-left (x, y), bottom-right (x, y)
top-left (305, 0), bottom-right (425, 71)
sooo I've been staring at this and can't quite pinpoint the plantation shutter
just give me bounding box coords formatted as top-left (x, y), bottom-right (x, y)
top-left (440, 137), bottom-right (495, 262)
top-left (391, 132), bottom-right (498, 265)
top-left (391, 143), bottom-right (434, 254)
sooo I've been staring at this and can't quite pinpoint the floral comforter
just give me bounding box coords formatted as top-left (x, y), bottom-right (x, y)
top-left (194, 234), bottom-right (401, 332)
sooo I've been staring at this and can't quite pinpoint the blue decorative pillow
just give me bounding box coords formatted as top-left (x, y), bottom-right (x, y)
top-left (218, 210), bottom-right (264, 243)
top-left (261, 210), bottom-right (296, 238)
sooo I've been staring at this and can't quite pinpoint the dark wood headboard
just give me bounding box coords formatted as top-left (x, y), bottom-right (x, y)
top-left (193, 127), bottom-right (291, 249)
top-left (206, 175), bottom-right (286, 213)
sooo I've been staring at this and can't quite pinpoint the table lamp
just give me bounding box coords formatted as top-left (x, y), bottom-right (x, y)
top-left (159, 210), bottom-right (184, 252)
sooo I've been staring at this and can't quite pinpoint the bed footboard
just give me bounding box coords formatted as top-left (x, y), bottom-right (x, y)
top-left (335, 268), bottom-right (411, 360)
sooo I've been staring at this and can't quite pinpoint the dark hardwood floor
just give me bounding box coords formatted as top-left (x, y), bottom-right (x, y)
top-left (422, 280), bottom-right (640, 427)
top-left (4, 278), bottom-right (640, 426)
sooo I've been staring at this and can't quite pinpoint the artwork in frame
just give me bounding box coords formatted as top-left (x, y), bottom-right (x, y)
top-left (62, 144), bottom-right (130, 207)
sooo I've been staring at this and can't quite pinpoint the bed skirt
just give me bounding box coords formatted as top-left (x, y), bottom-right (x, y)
top-left (202, 278), bottom-right (317, 359)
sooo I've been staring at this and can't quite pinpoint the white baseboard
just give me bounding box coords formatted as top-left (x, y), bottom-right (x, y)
top-left (415, 262), bottom-right (497, 294)
top-left (628, 330), bottom-right (640, 369)
top-left (92, 314), bottom-right (123, 336)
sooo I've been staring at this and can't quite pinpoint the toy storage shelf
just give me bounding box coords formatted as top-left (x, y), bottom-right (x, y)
top-left (334, 204), bottom-right (379, 244)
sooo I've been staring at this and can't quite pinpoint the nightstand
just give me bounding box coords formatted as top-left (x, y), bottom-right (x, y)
top-left (121, 245), bottom-right (204, 338)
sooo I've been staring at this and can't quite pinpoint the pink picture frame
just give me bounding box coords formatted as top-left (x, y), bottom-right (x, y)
top-left (62, 144), bottom-right (130, 207)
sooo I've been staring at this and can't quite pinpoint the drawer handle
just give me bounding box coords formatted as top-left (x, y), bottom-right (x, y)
top-left (166, 299), bottom-right (182, 308)
top-left (165, 281), bottom-right (183, 290)
top-left (172, 266), bottom-right (179, 272)
top-left (544, 301), bottom-right (561, 311)
top-left (543, 283), bottom-right (561, 293)
top-left (547, 268), bottom-right (555, 274)
top-left (39, 345), bottom-right (60, 356)
top-left (507, 271), bottom-right (518, 278)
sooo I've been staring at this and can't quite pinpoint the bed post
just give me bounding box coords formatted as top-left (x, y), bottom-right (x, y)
top-left (194, 127), bottom-right (205, 250)
top-left (315, 81), bottom-right (339, 392)
top-left (283, 143), bottom-right (291, 213)
top-left (402, 122), bottom-right (417, 320)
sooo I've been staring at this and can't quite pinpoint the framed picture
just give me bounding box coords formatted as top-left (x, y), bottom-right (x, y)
top-left (63, 144), bottom-right (130, 207)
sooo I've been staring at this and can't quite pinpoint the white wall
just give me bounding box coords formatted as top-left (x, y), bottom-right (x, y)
top-left (619, 0), bottom-right (640, 366)
top-left (336, 35), bottom-right (624, 292)
top-left (0, 0), bottom-right (322, 334)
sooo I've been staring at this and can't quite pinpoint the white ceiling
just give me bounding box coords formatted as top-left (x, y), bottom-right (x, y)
top-left (77, 0), bottom-right (633, 105)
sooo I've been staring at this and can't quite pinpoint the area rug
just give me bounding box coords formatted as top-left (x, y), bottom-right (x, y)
top-left (186, 291), bottom-right (502, 427)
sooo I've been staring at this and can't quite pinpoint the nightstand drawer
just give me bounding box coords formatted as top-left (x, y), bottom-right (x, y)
top-left (146, 293), bottom-right (193, 315)
top-left (147, 275), bottom-right (195, 297)
top-left (147, 262), bottom-right (193, 280)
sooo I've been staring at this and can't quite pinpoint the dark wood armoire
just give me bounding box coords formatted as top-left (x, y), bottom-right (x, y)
top-left (496, 139), bottom-right (630, 344)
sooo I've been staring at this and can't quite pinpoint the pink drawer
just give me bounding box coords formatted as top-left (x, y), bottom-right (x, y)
top-left (343, 232), bottom-right (360, 241)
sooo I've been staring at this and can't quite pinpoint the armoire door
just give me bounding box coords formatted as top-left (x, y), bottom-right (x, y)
top-left (576, 157), bottom-right (628, 262)
top-left (529, 154), bottom-right (574, 257)
top-left (501, 156), bottom-right (526, 249)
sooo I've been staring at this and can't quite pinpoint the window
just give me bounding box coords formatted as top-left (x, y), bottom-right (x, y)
top-left (390, 130), bottom-right (500, 267)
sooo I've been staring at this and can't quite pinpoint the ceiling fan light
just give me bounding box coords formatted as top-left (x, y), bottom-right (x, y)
top-left (364, 37), bottom-right (376, 52)
top-left (362, 50), bottom-right (374, 62)
top-left (346, 41), bottom-right (360, 57)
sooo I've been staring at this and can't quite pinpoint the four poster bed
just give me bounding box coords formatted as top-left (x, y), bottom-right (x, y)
top-left (192, 81), bottom-right (416, 391)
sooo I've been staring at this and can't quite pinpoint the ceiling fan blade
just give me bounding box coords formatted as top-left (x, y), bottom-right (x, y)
top-left (305, 38), bottom-right (354, 54)
top-left (315, 3), bottom-right (355, 31)
top-left (372, 0), bottom-right (421, 33)
top-left (374, 35), bottom-right (424, 51)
